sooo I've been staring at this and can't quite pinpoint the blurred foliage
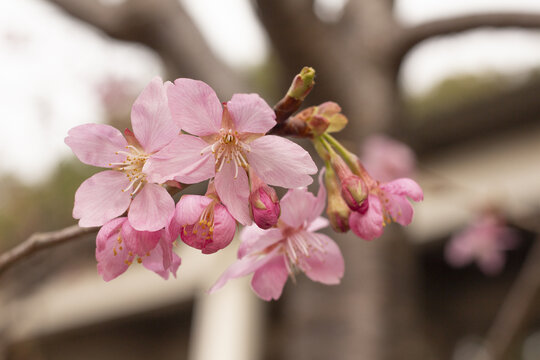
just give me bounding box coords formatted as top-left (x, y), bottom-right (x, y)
top-left (0, 160), bottom-right (97, 252)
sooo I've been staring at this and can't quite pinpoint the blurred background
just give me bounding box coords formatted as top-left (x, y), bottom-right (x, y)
top-left (1, 0), bottom-right (540, 359)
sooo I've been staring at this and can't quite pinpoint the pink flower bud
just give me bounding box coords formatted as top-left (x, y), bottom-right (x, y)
top-left (341, 176), bottom-right (368, 212)
top-left (249, 170), bottom-right (280, 229)
top-left (287, 66), bottom-right (315, 101)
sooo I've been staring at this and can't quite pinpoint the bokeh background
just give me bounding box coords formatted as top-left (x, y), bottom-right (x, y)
top-left (1, 0), bottom-right (540, 359)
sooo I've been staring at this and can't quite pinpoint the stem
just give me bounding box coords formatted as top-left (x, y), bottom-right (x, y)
top-left (322, 134), bottom-right (361, 174)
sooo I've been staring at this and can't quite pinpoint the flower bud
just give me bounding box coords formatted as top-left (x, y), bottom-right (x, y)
top-left (340, 176), bottom-right (368, 212)
top-left (249, 169), bottom-right (280, 229)
top-left (324, 165), bottom-right (350, 232)
top-left (287, 66), bottom-right (315, 101)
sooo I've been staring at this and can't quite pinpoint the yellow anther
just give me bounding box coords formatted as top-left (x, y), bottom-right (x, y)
top-left (119, 246), bottom-right (123, 250)
top-left (128, 251), bottom-right (133, 257)
top-left (113, 248), bottom-right (117, 256)
top-left (137, 258), bottom-right (142, 264)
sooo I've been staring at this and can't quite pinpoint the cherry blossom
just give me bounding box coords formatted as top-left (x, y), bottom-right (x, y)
top-left (144, 78), bottom-right (317, 225)
top-left (210, 171), bottom-right (345, 301)
top-left (65, 77), bottom-right (177, 231)
top-left (96, 217), bottom-right (181, 281)
top-left (445, 213), bottom-right (519, 275)
top-left (171, 183), bottom-right (237, 254)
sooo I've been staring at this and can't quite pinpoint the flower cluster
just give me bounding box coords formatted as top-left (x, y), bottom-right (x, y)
top-left (66, 69), bottom-right (424, 300)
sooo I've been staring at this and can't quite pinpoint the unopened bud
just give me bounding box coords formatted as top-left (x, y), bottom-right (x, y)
top-left (249, 170), bottom-right (280, 229)
top-left (287, 66), bottom-right (315, 101)
top-left (325, 166), bottom-right (351, 232)
top-left (341, 176), bottom-right (368, 212)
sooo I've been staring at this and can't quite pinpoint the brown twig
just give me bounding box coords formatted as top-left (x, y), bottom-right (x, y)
top-left (0, 225), bottom-right (98, 277)
top-left (474, 235), bottom-right (540, 360)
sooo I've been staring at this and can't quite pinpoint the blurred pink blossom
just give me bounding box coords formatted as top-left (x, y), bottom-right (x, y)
top-left (145, 78), bottom-right (317, 225)
top-left (96, 217), bottom-right (181, 281)
top-left (66, 77), bottom-right (177, 231)
top-left (445, 214), bottom-right (519, 275)
top-left (210, 171), bottom-right (345, 301)
top-left (360, 134), bottom-right (416, 182)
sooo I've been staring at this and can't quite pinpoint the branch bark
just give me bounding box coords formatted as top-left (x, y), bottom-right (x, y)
top-left (47, 0), bottom-right (246, 96)
top-left (474, 237), bottom-right (540, 360)
top-left (0, 225), bottom-right (97, 277)
top-left (394, 13), bottom-right (540, 67)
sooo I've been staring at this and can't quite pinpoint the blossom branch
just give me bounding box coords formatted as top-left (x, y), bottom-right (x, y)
top-left (0, 225), bottom-right (98, 277)
top-left (393, 13), bottom-right (540, 67)
top-left (474, 235), bottom-right (540, 360)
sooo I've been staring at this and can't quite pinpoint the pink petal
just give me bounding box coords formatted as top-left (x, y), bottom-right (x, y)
top-left (478, 251), bottom-right (505, 276)
top-left (144, 134), bottom-right (215, 184)
top-left (214, 162), bottom-right (252, 225)
top-left (299, 232), bottom-right (344, 285)
top-left (73, 170), bottom-right (132, 227)
top-left (175, 195), bottom-right (212, 225)
top-left (227, 93), bottom-right (276, 134)
top-left (131, 77), bottom-right (178, 153)
top-left (200, 204), bottom-right (237, 254)
top-left (251, 254), bottom-right (289, 301)
top-left (238, 226), bottom-right (283, 258)
top-left (209, 251), bottom-right (277, 293)
top-left (120, 220), bottom-right (161, 256)
top-left (307, 168), bottom-right (327, 224)
top-left (247, 135), bottom-right (317, 188)
top-left (128, 183), bottom-right (175, 231)
top-left (65, 123), bottom-right (127, 168)
top-left (96, 217), bottom-right (130, 281)
top-left (349, 195), bottom-right (384, 240)
top-left (380, 178), bottom-right (423, 202)
top-left (382, 192), bottom-right (415, 226)
top-left (307, 217), bottom-right (329, 232)
top-left (167, 78), bottom-right (222, 136)
top-left (280, 188), bottom-right (316, 229)
top-left (142, 237), bottom-right (181, 279)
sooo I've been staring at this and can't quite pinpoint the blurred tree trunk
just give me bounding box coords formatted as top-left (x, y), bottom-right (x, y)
top-left (47, 0), bottom-right (247, 97)
top-left (256, 1), bottom-right (430, 359)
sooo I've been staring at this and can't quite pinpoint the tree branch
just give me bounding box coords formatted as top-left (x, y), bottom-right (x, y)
top-left (394, 13), bottom-right (540, 67)
top-left (473, 235), bottom-right (540, 360)
top-left (0, 225), bottom-right (97, 277)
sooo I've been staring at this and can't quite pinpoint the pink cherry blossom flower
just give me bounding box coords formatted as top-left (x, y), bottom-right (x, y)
top-left (445, 213), bottom-right (519, 275)
top-left (349, 163), bottom-right (423, 240)
top-left (96, 216), bottom-right (181, 281)
top-left (144, 78), bottom-right (317, 225)
top-left (360, 134), bottom-right (416, 182)
top-left (171, 183), bottom-right (237, 254)
top-left (210, 171), bottom-right (345, 301)
top-left (65, 77), bottom-right (178, 231)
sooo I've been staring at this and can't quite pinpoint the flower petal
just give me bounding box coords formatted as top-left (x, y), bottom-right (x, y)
top-left (307, 216), bottom-right (329, 232)
top-left (167, 78), bottom-right (222, 136)
top-left (307, 168), bottom-right (327, 224)
top-left (65, 123), bottom-right (127, 168)
top-left (142, 237), bottom-right (182, 279)
top-left (349, 195), bottom-right (384, 240)
top-left (247, 135), bottom-right (317, 188)
top-left (144, 134), bottom-right (215, 184)
top-left (96, 217), bottom-right (130, 281)
top-left (175, 195), bottom-right (212, 225)
top-left (209, 251), bottom-right (276, 294)
top-left (121, 220), bottom-right (161, 256)
top-left (280, 188), bottom-right (316, 228)
top-left (227, 93), bottom-right (276, 134)
top-left (238, 226), bottom-right (283, 258)
top-left (73, 170), bottom-right (132, 227)
top-left (382, 192), bottom-right (415, 226)
top-left (214, 162), bottom-right (252, 225)
top-left (128, 183), bottom-right (175, 231)
top-left (251, 254), bottom-right (289, 301)
top-left (381, 178), bottom-right (423, 202)
top-left (200, 204), bottom-right (237, 254)
top-left (299, 232), bottom-right (344, 285)
top-left (131, 77), bottom-right (178, 153)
